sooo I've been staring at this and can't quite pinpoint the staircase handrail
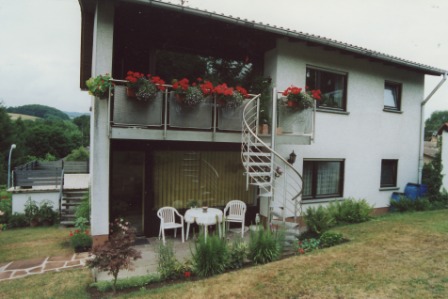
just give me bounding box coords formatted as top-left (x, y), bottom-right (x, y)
top-left (241, 91), bottom-right (303, 222)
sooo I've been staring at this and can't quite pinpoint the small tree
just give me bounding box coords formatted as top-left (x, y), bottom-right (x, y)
top-left (422, 143), bottom-right (444, 201)
top-left (87, 218), bottom-right (142, 293)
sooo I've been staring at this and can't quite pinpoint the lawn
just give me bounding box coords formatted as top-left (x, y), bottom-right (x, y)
top-left (1, 210), bottom-right (447, 298)
top-left (0, 226), bottom-right (74, 263)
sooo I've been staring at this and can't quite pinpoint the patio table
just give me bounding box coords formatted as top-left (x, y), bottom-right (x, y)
top-left (185, 208), bottom-right (223, 241)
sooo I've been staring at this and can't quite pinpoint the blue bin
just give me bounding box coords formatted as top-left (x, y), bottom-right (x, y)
top-left (404, 183), bottom-right (428, 200)
top-left (391, 192), bottom-right (405, 202)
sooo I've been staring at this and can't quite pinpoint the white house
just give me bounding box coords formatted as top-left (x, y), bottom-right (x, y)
top-left (78, 0), bottom-right (447, 246)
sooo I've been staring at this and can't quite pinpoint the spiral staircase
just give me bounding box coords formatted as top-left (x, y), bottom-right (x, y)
top-left (241, 91), bottom-right (304, 244)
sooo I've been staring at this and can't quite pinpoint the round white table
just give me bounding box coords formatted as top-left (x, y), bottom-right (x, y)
top-left (184, 208), bottom-right (223, 240)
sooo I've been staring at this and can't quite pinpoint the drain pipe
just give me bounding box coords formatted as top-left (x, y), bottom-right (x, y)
top-left (418, 72), bottom-right (447, 184)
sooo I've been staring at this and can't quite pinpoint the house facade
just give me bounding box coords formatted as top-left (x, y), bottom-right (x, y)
top-left (78, 0), bottom-right (447, 245)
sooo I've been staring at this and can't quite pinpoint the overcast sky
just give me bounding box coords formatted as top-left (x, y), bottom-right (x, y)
top-left (0, 0), bottom-right (447, 118)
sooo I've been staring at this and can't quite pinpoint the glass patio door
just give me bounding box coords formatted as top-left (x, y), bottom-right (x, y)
top-left (110, 151), bottom-right (146, 235)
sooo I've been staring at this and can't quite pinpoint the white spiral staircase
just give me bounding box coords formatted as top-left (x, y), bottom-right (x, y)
top-left (241, 90), bottom-right (304, 242)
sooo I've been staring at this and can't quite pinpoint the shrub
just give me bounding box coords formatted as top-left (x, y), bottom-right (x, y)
top-left (294, 238), bottom-right (320, 255)
top-left (192, 233), bottom-right (228, 277)
top-left (248, 226), bottom-right (284, 265)
top-left (304, 206), bottom-right (335, 236)
top-left (157, 241), bottom-right (185, 280)
top-left (38, 200), bottom-right (57, 225)
top-left (90, 274), bottom-right (161, 292)
top-left (389, 196), bottom-right (431, 212)
top-left (8, 213), bottom-right (28, 228)
top-left (75, 192), bottom-right (90, 220)
top-left (69, 230), bottom-right (92, 253)
top-left (24, 198), bottom-right (39, 226)
top-left (0, 198), bottom-right (12, 224)
top-left (328, 198), bottom-right (373, 224)
top-left (87, 218), bottom-right (142, 293)
top-left (227, 239), bottom-right (248, 269)
top-left (319, 231), bottom-right (344, 248)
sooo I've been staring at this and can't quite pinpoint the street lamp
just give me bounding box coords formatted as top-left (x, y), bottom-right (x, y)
top-left (7, 144), bottom-right (16, 189)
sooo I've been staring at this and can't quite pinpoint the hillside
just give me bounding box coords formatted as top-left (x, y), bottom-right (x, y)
top-left (7, 104), bottom-right (69, 120)
top-left (8, 113), bottom-right (40, 121)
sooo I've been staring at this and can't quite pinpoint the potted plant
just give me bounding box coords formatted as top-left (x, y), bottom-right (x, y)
top-left (38, 200), bottom-right (56, 226)
top-left (125, 71), bottom-right (166, 101)
top-left (282, 85), bottom-right (322, 110)
top-left (24, 198), bottom-right (39, 227)
top-left (85, 73), bottom-right (113, 99)
top-left (172, 78), bottom-right (209, 107)
top-left (214, 83), bottom-right (249, 109)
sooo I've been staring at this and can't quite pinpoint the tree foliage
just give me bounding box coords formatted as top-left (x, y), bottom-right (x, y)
top-left (7, 104), bottom-right (70, 120)
top-left (424, 110), bottom-right (448, 140)
top-left (422, 144), bottom-right (443, 200)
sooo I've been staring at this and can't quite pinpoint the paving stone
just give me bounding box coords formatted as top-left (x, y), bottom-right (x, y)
top-left (74, 252), bottom-right (89, 260)
top-left (13, 270), bottom-right (27, 277)
top-left (44, 261), bottom-right (65, 270)
top-left (0, 271), bottom-right (12, 280)
top-left (29, 267), bottom-right (43, 273)
top-left (66, 260), bottom-right (81, 267)
top-left (6, 258), bottom-right (45, 270)
top-left (0, 262), bottom-right (9, 269)
top-left (48, 255), bottom-right (72, 262)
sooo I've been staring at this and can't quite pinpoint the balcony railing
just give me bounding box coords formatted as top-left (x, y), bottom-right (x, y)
top-left (108, 83), bottom-right (257, 137)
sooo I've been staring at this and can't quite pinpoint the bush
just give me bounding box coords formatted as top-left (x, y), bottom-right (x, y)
top-left (8, 213), bottom-right (28, 228)
top-left (319, 231), bottom-right (344, 248)
top-left (227, 240), bottom-right (248, 269)
top-left (293, 238), bottom-right (320, 255)
top-left (157, 241), bottom-right (186, 280)
top-left (0, 198), bottom-right (12, 224)
top-left (328, 198), bottom-right (373, 224)
top-left (304, 206), bottom-right (335, 236)
top-left (87, 218), bottom-right (142, 293)
top-left (69, 230), bottom-right (92, 253)
top-left (192, 233), bottom-right (228, 277)
top-left (248, 226), bottom-right (284, 265)
top-left (38, 200), bottom-right (57, 225)
top-left (24, 198), bottom-right (39, 226)
top-left (90, 274), bottom-right (161, 292)
top-left (389, 196), bottom-right (431, 212)
top-left (75, 192), bottom-right (90, 220)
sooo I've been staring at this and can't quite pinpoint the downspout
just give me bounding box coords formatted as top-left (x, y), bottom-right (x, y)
top-left (418, 72), bottom-right (447, 183)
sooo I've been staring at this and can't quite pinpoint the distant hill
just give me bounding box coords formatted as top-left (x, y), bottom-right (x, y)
top-left (8, 113), bottom-right (40, 121)
top-left (65, 111), bottom-right (90, 119)
top-left (7, 104), bottom-right (69, 120)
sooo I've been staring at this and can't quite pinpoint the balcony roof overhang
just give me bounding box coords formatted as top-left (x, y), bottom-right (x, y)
top-left (78, 0), bottom-right (447, 89)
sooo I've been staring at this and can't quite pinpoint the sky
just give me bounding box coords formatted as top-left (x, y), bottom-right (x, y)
top-left (0, 0), bottom-right (447, 119)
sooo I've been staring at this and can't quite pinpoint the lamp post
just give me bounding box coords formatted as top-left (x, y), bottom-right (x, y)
top-left (7, 144), bottom-right (16, 189)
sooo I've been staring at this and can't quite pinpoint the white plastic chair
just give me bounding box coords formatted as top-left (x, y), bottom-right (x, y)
top-left (157, 207), bottom-right (185, 245)
top-left (223, 200), bottom-right (247, 238)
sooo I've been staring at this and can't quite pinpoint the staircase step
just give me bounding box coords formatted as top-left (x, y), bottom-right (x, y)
top-left (258, 191), bottom-right (272, 197)
top-left (247, 172), bottom-right (271, 177)
top-left (250, 182), bottom-right (271, 187)
top-left (62, 203), bottom-right (81, 207)
top-left (60, 221), bottom-right (75, 226)
top-left (271, 219), bottom-right (300, 229)
top-left (243, 162), bottom-right (271, 167)
top-left (243, 152), bottom-right (271, 157)
top-left (249, 142), bottom-right (271, 147)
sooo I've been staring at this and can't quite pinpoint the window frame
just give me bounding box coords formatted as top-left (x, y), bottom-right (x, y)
top-left (306, 66), bottom-right (348, 112)
top-left (380, 159), bottom-right (398, 188)
top-left (383, 81), bottom-right (402, 112)
top-left (302, 159), bottom-right (345, 200)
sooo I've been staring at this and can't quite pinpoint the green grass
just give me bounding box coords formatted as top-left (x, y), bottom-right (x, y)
top-left (0, 226), bottom-right (73, 263)
top-left (1, 210), bottom-right (448, 299)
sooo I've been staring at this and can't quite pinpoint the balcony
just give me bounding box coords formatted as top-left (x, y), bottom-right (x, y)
top-left (107, 85), bottom-right (314, 145)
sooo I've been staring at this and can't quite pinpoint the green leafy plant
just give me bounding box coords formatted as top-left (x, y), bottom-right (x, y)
top-left (248, 226), bottom-right (284, 264)
top-left (157, 241), bottom-right (185, 280)
top-left (389, 196), bottom-right (431, 212)
top-left (227, 239), bottom-right (248, 269)
top-left (328, 198), bottom-right (373, 224)
top-left (38, 200), bottom-right (56, 225)
top-left (24, 198), bottom-right (39, 226)
top-left (304, 206), bottom-right (335, 236)
top-left (87, 218), bottom-right (142, 293)
top-left (86, 73), bottom-right (113, 99)
top-left (422, 149), bottom-right (443, 201)
top-left (75, 192), bottom-right (90, 220)
top-left (90, 274), bottom-right (161, 292)
top-left (191, 233), bottom-right (228, 277)
top-left (319, 231), bottom-right (344, 248)
top-left (294, 238), bottom-right (320, 255)
top-left (7, 213), bottom-right (28, 228)
top-left (0, 198), bottom-right (12, 224)
top-left (69, 229), bottom-right (92, 253)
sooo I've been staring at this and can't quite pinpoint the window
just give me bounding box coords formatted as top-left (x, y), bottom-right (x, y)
top-left (302, 160), bottom-right (344, 200)
top-left (384, 81), bottom-right (401, 111)
top-left (380, 159), bottom-right (398, 188)
top-left (306, 67), bottom-right (347, 111)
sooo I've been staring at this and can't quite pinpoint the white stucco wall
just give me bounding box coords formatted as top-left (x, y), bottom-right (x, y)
top-left (90, 0), bottom-right (114, 237)
top-left (441, 131), bottom-right (448, 191)
top-left (12, 191), bottom-right (59, 214)
top-left (266, 38), bottom-right (425, 210)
